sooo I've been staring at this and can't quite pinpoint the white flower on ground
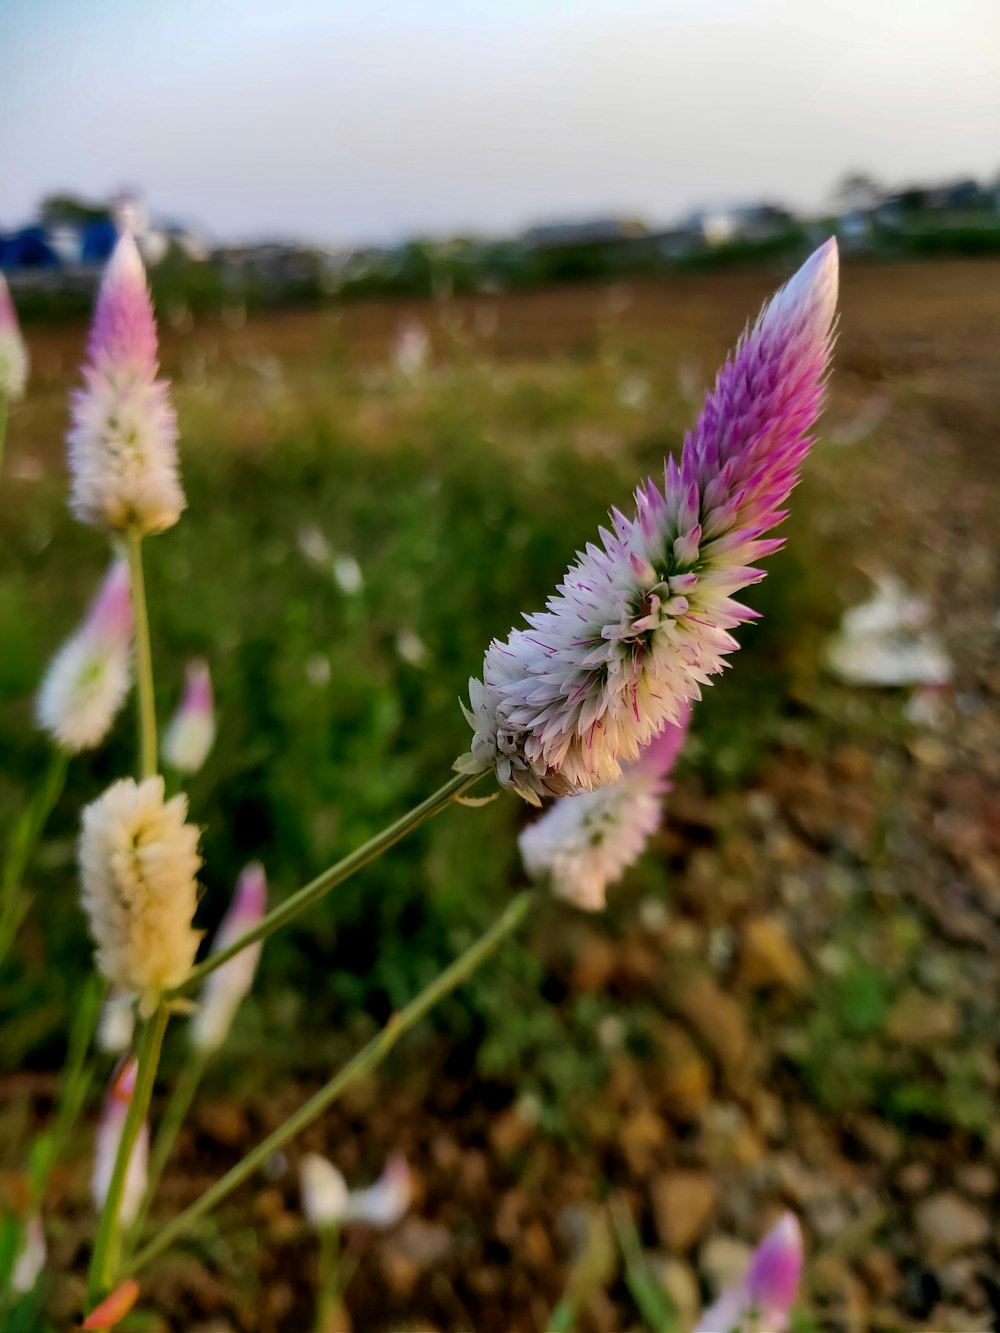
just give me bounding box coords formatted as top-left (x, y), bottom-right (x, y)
top-left (0, 272), bottom-right (29, 403)
top-left (460, 240), bottom-right (839, 801)
top-left (824, 574), bottom-right (951, 687)
top-left (300, 1153), bottom-right (411, 1231)
top-left (519, 705), bottom-right (690, 910)
top-left (300, 1153), bottom-right (350, 1228)
top-left (68, 233), bottom-right (185, 535)
top-left (92, 1058), bottom-right (149, 1229)
top-left (11, 1216), bottom-right (45, 1294)
top-left (79, 776), bottom-right (202, 1015)
top-left (162, 658), bottom-right (215, 773)
top-left (36, 559), bottom-right (133, 752)
top-left (191, 862), bottom-right (267, 1053)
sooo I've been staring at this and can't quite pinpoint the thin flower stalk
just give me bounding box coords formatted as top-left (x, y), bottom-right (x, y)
top-left (458, 240), bottom-right (839, 801)
top-left (126, 890), bottom-right (535, 1279)
top-left (127, 534), bottom-right (157, 780)
top-left (168, 771), bottom-right (481, 997)
top-left (0, 749), bottom-right (69, 964)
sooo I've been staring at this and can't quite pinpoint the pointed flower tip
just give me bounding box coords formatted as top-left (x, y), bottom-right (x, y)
top-left (768, 237), bottom-right (839, 336)
top-left (234, 860), bottom-right (267, 922)
top-left (90, 559), bottom-right (134, 644)
top-left (81, 1278), bottom-right (140, 1330)
top-left (184, 658), bottom-right (214, 713)
top-left (747, 1210), bottom-right (804, 1312)
top-left (0, 272), bottom-right (30, 402)
top-left (89, 231), bottom-right (158, 372)
top-left (162, 659), bottom-right (216, 773)
top-left (111, 1055), bottom-right (138, 1103)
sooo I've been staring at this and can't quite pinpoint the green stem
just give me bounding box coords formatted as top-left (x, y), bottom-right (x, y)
top-left (168, 770), bottom-right (483, 997)
top-left (127, 890), bottom-right (535, 1279)
top-left (87, 1005), bottom-right (169, 1304)
top-left (127, 532), bottom-right (157, 781)
top-left (315, 1224), bottom-right (341, 1332)
top-left (0, 395), bottom-right (8, 476)
top-left (127, 1046), bottom-right (209, 1247)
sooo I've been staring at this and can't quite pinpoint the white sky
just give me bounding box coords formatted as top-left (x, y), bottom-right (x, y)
top-left (4, 0), bottom-right (999, 245)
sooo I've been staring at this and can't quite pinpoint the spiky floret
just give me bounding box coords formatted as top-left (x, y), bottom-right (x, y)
top-left (68, 233), bottom-right (185, 535)
top-left (79, 776), bottom-right (202, 1014)
top-left (0, 273), bottom-right (29, 402)
top-left (459, 239), bottom-right (838, 800)
top-left (36, 559), bottom-right (133, 752)
top-left (518, 706), bottom-right (690, 910)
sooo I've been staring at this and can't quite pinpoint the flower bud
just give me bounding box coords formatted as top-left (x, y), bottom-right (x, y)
top-left (92, 1060), bottom-right (149, 1229)
top-left (300, 1153), bottom-right (349, 1229)
top-left (190, 862), bottom-right (266, 1053)
top-left (162, 658), bottom-right (215, 773)
top-left (36, 560), bottom-right (133, 752)
top-left (0, 273), bottom-right (29, 403)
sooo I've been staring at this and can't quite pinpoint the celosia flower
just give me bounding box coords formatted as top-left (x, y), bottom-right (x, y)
top-left (191, 862), bottom-right (266, 1053)
top-left (0, 272), bottom-right (29, 403)
top-left (519, 704), bottom-right (690, 910)
top-left (92, 1059), bottom-right (149, 1230)
top-left (343, 1153), bottom-right (411, 1228)
top-left (300, 1153), bottom-right (350, 1229)
top-left (36, 559), bottom-right (133, 752)
top-left (694, 1212), bottom-right (803, 1333)
top-left (68, 233), bottom-right (185, 535)
top-left (162, 658), bottom-right (215, 773)
top-left (11, 1215), bottom-right (45, 1294)
top-left (458, 240), bottom-right (838, 801)
top-left (79, 776), bottom-right (202, 1014)
top-left (97, 989), bottom-right (137, 1055)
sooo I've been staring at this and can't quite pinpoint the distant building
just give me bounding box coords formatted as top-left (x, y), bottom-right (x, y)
top-left (520, 218), bottom-right (647, 250)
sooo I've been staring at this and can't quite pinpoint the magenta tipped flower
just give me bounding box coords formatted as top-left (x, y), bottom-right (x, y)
top-left (92, 1058), bottom-right (149, 1229)
top-left (458, 240), bottom-right (838, 802)
top-left (190, 862), bottom-right (267, 1053)
top-left (0, 272), bottom-right (29, 403)
top-left (36, 559), bottom-right (133, 752)
top-left (695, 1212), bottom-right (804, 1333)
top-left (162, 658), bottom-right (216, 773)
top-left (519, 703), bottom-right (690, 911)
top-left (68, 233), bottom-right (185, 535)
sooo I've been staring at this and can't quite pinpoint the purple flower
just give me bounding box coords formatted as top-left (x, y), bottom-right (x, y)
top-left (695, 1212), bottom-right (804, 1333)
top-left (68, 233), bottom-right (185, 535)
top-left (518, 704), bottom-right (690, 910)
top-left (458, 240), bottom-right (838, 802)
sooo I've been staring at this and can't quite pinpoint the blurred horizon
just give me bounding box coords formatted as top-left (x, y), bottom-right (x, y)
top-left (5, 0), bottom-right (999, 247)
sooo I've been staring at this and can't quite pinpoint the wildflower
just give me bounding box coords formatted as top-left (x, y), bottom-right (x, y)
top-left (162, 658), bottom-right (215, 773)
top-left (97, 989), bottom-right (137, 1055)
top-left (518, 704), bottom-right (690, 910)
top-left (0, 272), bottom-right (29, 403)
top-left (11, 1215), bottom-right (45, 1294)
top-left (36, 559), bottom-right (133, 752)
top-left (191, 862), bottom-right (267, 1053)
top-left (79, 776), bottom-right (202, 1014)
top-left (68, 232), bottom-right (185, 535)
top-left (459, 240), bottom-right (838, 801)
top-left (343, 1153), bottom-right (411, 1228)
top-left (694, 1212), bottom-right (803, 1333)
top-left (92, 1060), bottom-right (149, 1229)
top-left (300, 1153), bottom-right (350, 1228)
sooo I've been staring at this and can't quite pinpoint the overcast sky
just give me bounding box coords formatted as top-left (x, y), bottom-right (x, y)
top-left (4, 0), bottom-right (999, 246)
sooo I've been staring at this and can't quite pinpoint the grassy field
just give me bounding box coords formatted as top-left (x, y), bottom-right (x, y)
top-left (2, 258), bottom-right (999, 1331)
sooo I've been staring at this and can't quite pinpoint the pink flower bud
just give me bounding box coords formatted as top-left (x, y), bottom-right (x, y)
top-left (36, 559), bottom-right (133, 752)
top-left (162, 658), bottom-right (215, 773)
top-left (92, 1058), bottom-right (149, 1229)
top-left (695, 1211), bottom-right (804, 1333)
top-left (190, 862), bottom-right (267, 1053)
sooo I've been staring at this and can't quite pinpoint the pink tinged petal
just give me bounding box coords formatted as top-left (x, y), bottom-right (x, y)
top-left (191, 862), bottom-right (267, 1053)
top-left (162, 659), bottom-right (216, 773)
top-left (88, 233), bottom-right (158, 373)
top-left (88, 559), bottom-right (134, 649)
top-left (745, 1212), bottom-right (804, 1319)
top-left (343, 1153), bottom-right (411, 1228)
top-left (693, 1284), bottom-right (748, 1333)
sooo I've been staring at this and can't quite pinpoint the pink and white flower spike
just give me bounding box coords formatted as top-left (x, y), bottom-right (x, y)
top-left (191, 862), bottom-right (267, 1053)
top-left (459, 240), bottom-right (838, 802)
top-left (695, 1211), bottom-right (804, 1333)
top-left (0, 272), bottom-right (29, 403)
top-left (163, 658), bottom-right (216, 773)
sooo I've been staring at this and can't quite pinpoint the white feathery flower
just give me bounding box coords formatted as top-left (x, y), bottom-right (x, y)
top-left (519, 706), bottom-right (690, 910)
top-left (11, 1216), bottom-right (45, 1294)
top-left (92, 1058), bottom-right (149, 1228)
top-left (36, 559), bottom-right (133, 752)
top-left (68, 233), bottom-right (185, 536)
top-left (79, 776), bottom-right (202, 1014)
top-left (191, 862), bottom-right (267, 1053)
top-left (0, 273), bottom-right (29, 403)
top-left (162, 658), bottom-right (216, 773)
top-left (300, 1153), bottom-right (350, 1228)
top-left (459, 240), bottom-right (839, 800)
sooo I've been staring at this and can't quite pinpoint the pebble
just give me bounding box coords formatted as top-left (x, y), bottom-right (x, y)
top-left (651, 1171), bottom-right (717, 1253)
top-left (915, 1192), bottom-right (990, 1258)
top-left (737, 915), bottom-right (808, 991)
